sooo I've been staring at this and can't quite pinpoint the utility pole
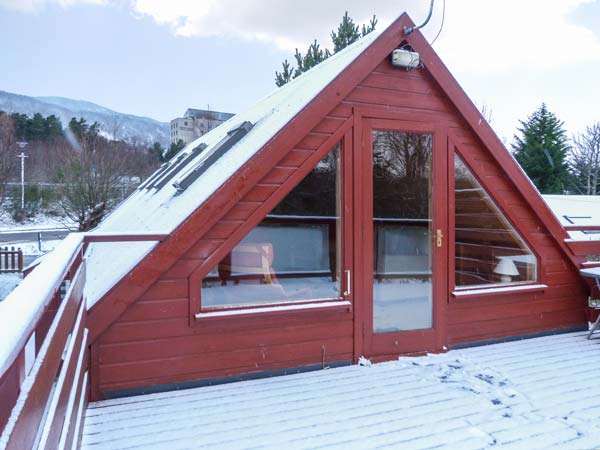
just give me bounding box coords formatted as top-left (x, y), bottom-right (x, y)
top-left (16, 142), bottom-right (28, 212)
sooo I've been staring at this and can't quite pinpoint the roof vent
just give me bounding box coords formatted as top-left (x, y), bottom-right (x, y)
top-left (152, 143), bottom-right (207, 191)
top-left (138, 162), bottom-right (169, 190)
top-left (173, 121), bottom-right (254, 195)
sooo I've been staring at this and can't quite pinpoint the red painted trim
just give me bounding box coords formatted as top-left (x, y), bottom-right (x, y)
top-left (566, 240), bottom-right (600, 256)
top-left (564, 225), bottom-right (600, 232)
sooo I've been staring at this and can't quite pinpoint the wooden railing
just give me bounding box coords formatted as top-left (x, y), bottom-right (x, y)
top-left (0, 247), bottom-right (23, 273)
top-left (563, 224), bottom-right (600, 264)
top-left (0, 234), bottom-right (87, 450)
top-left (0, 231), bottom-right (167, 450)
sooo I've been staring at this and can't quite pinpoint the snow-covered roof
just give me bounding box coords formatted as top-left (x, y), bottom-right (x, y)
top-left (542, 195), bottom-right (600, 241)
top-left (543, 195), bottom-right (600, 226)
top-left (84, 29), bottom-right (382, 307)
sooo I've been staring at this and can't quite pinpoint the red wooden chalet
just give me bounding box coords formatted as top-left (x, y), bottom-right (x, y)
top-left (1, 13), bottom-right (599, 449)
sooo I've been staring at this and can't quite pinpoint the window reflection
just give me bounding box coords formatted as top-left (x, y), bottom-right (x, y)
top-left (454, 154), bottom-right (537, 288)
top-left (372, 130), bottom-right (433, 333)
top-left (201, 144), bottom-right (341, 308)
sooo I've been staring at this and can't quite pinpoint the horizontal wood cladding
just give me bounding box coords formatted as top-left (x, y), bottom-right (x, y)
top-left (97, 318), bottom-right (353, 392)
top-left (98, 338), bottom-right (351, 387)
top-left (448, 309), bottom-right (586, 346)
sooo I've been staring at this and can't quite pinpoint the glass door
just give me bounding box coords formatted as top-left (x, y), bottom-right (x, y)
top-left (361, 118), bottom-right (447, 356)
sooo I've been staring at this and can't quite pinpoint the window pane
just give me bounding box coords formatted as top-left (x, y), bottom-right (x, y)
top-left (455, 154), bottom-right (537, 287)
top-left (372, 130), bottom-right (433, 333)
top-left (201, 144), bottom-right (341, 308)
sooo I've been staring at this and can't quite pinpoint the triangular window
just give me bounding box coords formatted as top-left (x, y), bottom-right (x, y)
top-left (201, 144), bottom-right (342, 309)
top-left (454, 154), bottom-right (537, 288)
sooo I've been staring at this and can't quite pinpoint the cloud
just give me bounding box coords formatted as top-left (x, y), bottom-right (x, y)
top-left (130, 0), bottom-right (407, 50)
top-left (434, 0), bottom-right (600, 72)
top-left (131, 0), bottom-right (600, 72)
top-left (0, 0), bottom-right (107, 13)
top-left (3, 0), bottom-right (599, 72)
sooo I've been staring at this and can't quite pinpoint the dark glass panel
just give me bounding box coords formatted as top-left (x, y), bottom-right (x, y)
top-left (372, 131), bottom-right (433, 333)
top-left (201, 144), bottom-right (341, 308)
top-left (454, 155), bottom-right (537, 287)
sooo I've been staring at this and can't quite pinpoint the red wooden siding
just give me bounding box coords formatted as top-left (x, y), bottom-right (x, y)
top-left (90, 49), bottom-right (588, 398)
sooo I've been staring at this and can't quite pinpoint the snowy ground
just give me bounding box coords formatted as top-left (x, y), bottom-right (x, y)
top-left (82, 331), bottom-right (600, 450)
top-left (0, 213), bottom-right (74, 232)
top-left (0, 273), bottom-right (21, 301)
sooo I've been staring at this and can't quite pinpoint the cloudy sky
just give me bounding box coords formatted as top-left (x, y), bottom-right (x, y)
top-left (1, 0), bottom-right (599, 142)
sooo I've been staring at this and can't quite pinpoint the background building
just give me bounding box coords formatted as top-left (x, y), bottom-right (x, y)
top-left (170, 108), bottom-right (234, 144)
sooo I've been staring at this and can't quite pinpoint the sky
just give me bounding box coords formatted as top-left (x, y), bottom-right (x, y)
top-left (1, 0), bottom-right (600, 143)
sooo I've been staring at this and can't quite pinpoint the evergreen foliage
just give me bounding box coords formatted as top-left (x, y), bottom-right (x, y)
top-left (275, 11), bottom-right (377, 87)
top-left (165, 139), bottom-right (185, 161)
top-left (3, 112), bottom-right (64, 142)
top-left (150, 141), bottom-right (166, 162)
top-left (512, 104), bottom-right (571, 194)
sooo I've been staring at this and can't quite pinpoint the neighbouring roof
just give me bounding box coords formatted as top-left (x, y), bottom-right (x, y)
top-left (543, 195), bottom-right (600, 240)
top-left (81, 331), bottom-right (600, 450)
top-left (183, 109), bottom-right (234, 121)
top-left (84, 29), bottom-right (382, 307)
top-left (543, 195), bottom-right (600, 226)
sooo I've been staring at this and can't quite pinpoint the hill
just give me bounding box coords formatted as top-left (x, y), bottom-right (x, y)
top-left (0, 90), bottom-right (169, 145)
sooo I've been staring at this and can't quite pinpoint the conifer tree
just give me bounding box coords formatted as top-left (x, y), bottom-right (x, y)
top-left (512, 104), bottom-right (571, 194)
top-left (165, 139), bottom-right (185, 161)
top-left (275, 11), bottom-right (377, 87)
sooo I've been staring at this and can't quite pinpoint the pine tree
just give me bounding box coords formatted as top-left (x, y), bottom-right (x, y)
top-left (275, 60), bottom-right (294, 87)
top-left (274, 11), bottom-right (377, 87)
top-left (331, 12), bottom-right (377, 53)
top-left (150, 141), bottom-right (166, 163)
top-left (165, 139), bottom-right (185, 161)
top-left (512, 104), bottom-right (571, 194)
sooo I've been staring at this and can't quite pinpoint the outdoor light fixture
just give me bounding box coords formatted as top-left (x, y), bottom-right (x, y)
top-left (391, 49), bottom-right (420, 69)
top-left (494, 258), bottom-right (520, 283)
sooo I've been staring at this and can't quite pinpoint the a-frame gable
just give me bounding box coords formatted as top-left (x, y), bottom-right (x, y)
top-left (87, 13), bottom-right (419, 342)
top-left (88, 10), bottom-right (579, 347)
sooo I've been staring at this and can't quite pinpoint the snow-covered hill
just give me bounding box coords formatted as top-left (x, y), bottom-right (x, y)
top-left (0, 90), bottom-right (169, 145)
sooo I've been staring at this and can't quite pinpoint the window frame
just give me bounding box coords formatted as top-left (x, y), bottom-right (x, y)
top-left (449, 144), bottom-right (541, 297)
top-left (188, 134), bottom-right (353, 323)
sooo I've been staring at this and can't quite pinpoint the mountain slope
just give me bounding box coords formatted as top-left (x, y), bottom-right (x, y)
top-left (0, 90), bottom-right (170, 145)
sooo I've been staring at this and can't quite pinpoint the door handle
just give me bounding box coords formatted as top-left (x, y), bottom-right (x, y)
top-left (436, 229), bottom-right (443, 248)
top-left (343, 269), bottom-right (351, 296)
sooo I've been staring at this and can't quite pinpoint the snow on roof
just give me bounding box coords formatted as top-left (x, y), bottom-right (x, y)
top-left (542, 195), bottom-right (600, 241)
top-left (84, 29), bottom-right (383, 307)
top-left (543, 195), bottom-right (600, 226)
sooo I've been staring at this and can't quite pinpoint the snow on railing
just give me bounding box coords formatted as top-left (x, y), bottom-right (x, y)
top-left (0, 233), bottom-right (84, 377)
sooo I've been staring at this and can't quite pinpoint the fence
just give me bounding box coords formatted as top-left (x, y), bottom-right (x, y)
top-left (0, 247), bottom-right (23, 273)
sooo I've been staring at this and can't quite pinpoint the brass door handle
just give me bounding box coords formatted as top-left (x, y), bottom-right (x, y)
top-left (436, 229), bottom-right (443, 248)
